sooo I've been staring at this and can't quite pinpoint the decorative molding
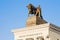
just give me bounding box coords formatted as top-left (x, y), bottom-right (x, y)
top-left (19, 33), bottom-right (42, 37)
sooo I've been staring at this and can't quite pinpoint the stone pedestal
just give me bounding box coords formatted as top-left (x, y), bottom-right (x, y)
top-left (26, 16), bottom-right (47, 27)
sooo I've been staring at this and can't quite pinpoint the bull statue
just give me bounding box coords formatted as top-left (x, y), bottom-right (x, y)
top-left (26, 3), bottom-right (43, 19)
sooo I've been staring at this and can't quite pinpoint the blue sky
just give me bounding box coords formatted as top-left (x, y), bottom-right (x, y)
top-left (0, 0), bottom-right (60, 40)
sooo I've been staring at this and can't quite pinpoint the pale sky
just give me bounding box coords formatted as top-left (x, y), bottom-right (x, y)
top-left (0, 0), bottom-right (60, 40)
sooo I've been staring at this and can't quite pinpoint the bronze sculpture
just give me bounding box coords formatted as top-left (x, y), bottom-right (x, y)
top-left (26, 3), bottom-right (43, 19)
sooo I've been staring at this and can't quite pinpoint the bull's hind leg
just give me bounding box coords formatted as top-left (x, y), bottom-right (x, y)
top-left (38, 11), bottom-right (40, 17)
top-left (36, 11), bottom-right (38, 16)
top-left (37, 13), bottom-right (39, 17)
top-left (36, 11), bottom-right (40, 17)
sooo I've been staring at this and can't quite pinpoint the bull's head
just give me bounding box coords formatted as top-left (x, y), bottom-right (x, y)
top-left (26, 3), bottom-right (32, 9)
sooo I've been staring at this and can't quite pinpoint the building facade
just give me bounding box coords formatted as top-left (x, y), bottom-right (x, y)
top-left (12, 23), bottom-right (60, 40)
top-left (12, 4), bottom-right (60, 40)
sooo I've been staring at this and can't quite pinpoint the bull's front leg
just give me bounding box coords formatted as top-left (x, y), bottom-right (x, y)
top-left (28, 11), bottom-right (30, 17)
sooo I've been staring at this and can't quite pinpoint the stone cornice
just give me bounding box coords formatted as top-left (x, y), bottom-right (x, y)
top-left (11, 23), bottom-right (60, 33)
top-left (11, 23), bottom-right (50, 33)
top-left (49, 23), bottom-right (60, 33)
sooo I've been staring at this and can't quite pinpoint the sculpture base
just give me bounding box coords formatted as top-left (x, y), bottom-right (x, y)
top-left (26, 16), bottom-right (47, 27)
